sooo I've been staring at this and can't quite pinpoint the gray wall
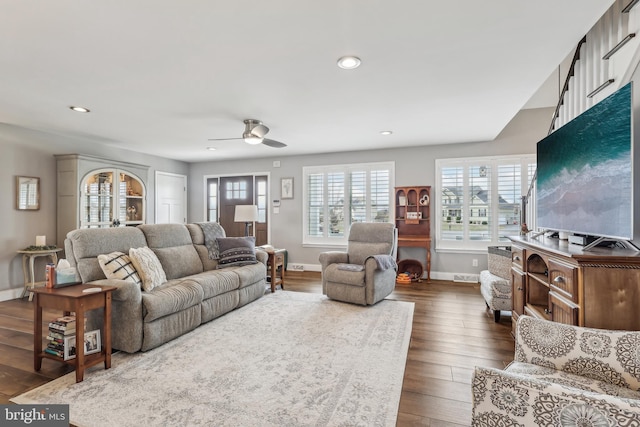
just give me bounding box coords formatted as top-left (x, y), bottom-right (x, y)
top-left (0, 106), bottom-right (551, 299)
top-left (0, 128), bottom-right (189, 298)
top-left (188, 107), bottom-right (554, 278)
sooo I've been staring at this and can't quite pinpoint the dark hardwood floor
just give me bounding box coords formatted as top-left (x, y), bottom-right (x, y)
top-left (0, 272), bottom-right (514, 426)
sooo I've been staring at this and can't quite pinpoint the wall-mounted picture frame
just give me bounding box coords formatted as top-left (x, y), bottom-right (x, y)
top-left (281, 177), bottom-right (293, 199)
top-left (16, 176), bottom-right (40, 210)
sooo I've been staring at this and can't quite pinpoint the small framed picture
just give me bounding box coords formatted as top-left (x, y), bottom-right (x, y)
top-left (63, 330), bottom-right (101, 360)
top-left (63, 335), bottom-right (77, 361)
top-left (281, 177), bottom-right (294, 199)
top-left (84, 330), bottom-right (101, 355)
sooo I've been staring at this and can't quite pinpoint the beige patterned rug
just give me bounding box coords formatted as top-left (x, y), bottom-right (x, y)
top-left (13, 291), bottom-right (414, 426)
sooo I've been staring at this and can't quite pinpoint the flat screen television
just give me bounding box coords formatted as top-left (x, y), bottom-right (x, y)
top-left (536, 82), bottom-right (633, 240)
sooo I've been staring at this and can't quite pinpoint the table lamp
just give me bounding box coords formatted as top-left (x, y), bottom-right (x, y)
top-left (234, 205), bottom-right (258, 236)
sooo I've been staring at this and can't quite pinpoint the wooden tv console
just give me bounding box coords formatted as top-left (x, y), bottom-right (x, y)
top-left (509, 235), bottom-right (640, 336)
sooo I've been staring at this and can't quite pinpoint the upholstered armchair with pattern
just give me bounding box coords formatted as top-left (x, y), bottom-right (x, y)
top-left (319, 222), bottom-right (398, 306)
top-left (471, 315), bottom-right (640, 426)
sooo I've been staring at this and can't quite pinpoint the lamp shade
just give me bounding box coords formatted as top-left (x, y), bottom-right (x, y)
top-left (234, 205), bottom-right (259, 222)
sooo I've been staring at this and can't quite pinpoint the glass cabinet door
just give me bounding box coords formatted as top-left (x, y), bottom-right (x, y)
top-left (81, 171), bottom-right (114, 228)
top-left (118, 172), bottom-right (144, 225)
top-left (80, 169), bottom-right (145, 228)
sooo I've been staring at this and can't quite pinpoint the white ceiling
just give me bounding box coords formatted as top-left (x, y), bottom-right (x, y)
top-left (0, 1), bottom-right (613, 162)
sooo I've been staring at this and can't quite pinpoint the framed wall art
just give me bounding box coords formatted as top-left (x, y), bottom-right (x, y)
top-left (281, 177), bottom-right (293, 199)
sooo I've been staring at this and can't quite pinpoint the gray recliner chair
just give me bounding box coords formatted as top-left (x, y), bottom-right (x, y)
top-left (319, 222), bottom-right (398, 305)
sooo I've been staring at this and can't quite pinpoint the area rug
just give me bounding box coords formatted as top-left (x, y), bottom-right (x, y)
top-left (12, 291), bottom-right (414, 426)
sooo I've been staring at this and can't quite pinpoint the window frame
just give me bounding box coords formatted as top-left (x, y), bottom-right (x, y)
top-left (302, 161), bottom-right (395, 247)
top-left (435, 154), bottom-right (535, 252)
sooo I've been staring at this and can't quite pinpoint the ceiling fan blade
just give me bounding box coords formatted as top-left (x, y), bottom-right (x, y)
top-left (207, 137), bottom-right (243, 141)
top-left (262, 138), bottom-right (287, 148)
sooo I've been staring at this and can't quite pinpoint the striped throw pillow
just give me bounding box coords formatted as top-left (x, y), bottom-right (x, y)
top-left (98, 251), bottom-right (142, 287)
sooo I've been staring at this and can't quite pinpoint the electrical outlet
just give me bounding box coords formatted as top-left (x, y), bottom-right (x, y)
top-left (472, 259), bottom-right (478, 267)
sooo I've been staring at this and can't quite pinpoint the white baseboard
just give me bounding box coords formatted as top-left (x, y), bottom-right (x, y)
top-left (285, 264), bottom-right (479, 283)
top-left (0, 287), bottom-right (25, 302)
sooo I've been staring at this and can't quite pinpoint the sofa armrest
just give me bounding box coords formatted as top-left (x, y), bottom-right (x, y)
top-left (85, 279), bottom-right (143, 353)
top-left (319, 251), bottom-right (349, 268)
top-left (255, 249), bottom-right (268, 265)
top-left (472, 366), bottom-right (640, 426)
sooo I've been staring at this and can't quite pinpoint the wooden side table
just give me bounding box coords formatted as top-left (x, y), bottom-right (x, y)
top-left (17, 248), bottom-right (63, 301)
top-left (265, 248), bottom-right (286, 293)
top-left (33, 284), bottom-right (116, 383)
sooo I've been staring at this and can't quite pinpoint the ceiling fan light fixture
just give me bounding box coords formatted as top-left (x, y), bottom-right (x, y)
top-left (243, 134), bottom-right (264, 145)
top-left (337, 56), bottom-right (361, 70)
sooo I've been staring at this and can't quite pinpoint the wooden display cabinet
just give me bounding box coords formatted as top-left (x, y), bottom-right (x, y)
top-left (509, 235), bottom-right (640, 336)
top-left (395, 186), bottom-right (431, 280)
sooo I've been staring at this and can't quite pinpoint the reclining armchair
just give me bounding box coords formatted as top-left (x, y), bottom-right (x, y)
top-left (472, 315), bottom-right (640, 425)
top-left (319, 222), bottom-right (398, 305)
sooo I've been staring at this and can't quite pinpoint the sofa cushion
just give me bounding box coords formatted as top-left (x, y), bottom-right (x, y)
top-left (97, 251), bottom-right (142, 287)
top-left (216, 237), bottom-right (258, 268)
top-left (228, 261), bottom-right (267, 288)
top-left (188, 270), bottom-right (239, 299)
top-left (129, 247), bottom-right (167, 292)
top-left (137, 224), bottom-right (204, 279)
top-left (141, 279), bottom-right (203, 323)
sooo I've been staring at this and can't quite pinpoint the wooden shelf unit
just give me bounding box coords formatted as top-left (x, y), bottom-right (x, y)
top-left (509, 235), bottom-right (640, 336)
top-left (395, 186), bottom-right (431, 280)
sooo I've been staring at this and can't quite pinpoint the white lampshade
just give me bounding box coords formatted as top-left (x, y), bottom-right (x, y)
top-left (234, 205), bottom-right (259, 222)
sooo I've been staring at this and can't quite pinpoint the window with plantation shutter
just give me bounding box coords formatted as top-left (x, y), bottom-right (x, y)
top-left (303, 162), bottom-right (394, 246)
top-left (436, 155), bottom-right (535, 251)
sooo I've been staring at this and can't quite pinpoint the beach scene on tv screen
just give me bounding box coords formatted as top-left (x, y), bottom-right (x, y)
top-left (537, 83), bottom-right (632, 240)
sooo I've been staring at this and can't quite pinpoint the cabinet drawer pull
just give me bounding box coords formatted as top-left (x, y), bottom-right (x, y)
top-left (544, 308), bottom-right (552, 314)
top-left (513, 256), bottom-right (521, 261)
top-left (517, 287), bottom-right (523, 291)
top-left (553, 276), bottom-right (565, 284)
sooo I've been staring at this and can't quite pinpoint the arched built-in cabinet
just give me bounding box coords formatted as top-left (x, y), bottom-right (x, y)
top-left (55, 154), bottom-right (149, 247)
top-left (80, 169), bottom-right (146, 228)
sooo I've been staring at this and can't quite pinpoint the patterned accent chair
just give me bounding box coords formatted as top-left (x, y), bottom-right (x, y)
top-left (472, 316), bottom-right (640, 426)
top-left (319, 223), bottom-right (398, 306)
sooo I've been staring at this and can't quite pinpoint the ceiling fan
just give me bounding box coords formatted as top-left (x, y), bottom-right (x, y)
top-left (208, 119), bottom-right (287, 148)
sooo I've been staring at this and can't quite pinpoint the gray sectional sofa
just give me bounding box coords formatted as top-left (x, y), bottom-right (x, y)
top-left (64, 223), bottom-right (267, 352)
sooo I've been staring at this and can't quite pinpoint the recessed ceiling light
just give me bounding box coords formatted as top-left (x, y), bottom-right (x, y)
top-left (337, 56), bottom-right (361, 70)
top-left (69, 106), bottom-right (90, 113)
top-left (206, 147), bottom-right (217, 151)
top-left (380, 130), bottom-right (393, 135)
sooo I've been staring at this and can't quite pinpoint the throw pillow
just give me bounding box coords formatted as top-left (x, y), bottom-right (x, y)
top-left (97, 251), bottom-right (142, 287)
top-left (129, 247), bottom-right (167, 291)
top-left (216, 236), bottom-right (258, 268)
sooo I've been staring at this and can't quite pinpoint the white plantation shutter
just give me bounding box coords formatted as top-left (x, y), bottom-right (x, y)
top-left (436, 155), bottom-right (535, 250)
top-left (303, 162), bottom-right (394, 245)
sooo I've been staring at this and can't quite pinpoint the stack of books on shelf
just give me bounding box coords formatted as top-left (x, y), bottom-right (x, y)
top-left (45, 315), bottom-right (77, 360)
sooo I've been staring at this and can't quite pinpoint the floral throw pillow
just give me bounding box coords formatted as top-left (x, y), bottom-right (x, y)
top-left (128, 247), bottom-right (167, 291)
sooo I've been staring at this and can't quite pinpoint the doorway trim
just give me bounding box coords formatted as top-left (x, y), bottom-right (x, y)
top-left (203, 171), bottom-right (271, 243)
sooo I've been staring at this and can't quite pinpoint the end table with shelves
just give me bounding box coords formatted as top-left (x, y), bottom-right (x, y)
top-left (33, 284), bottom-right (116, 383)
top-left (263, 248), bottom-right (286, 293)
